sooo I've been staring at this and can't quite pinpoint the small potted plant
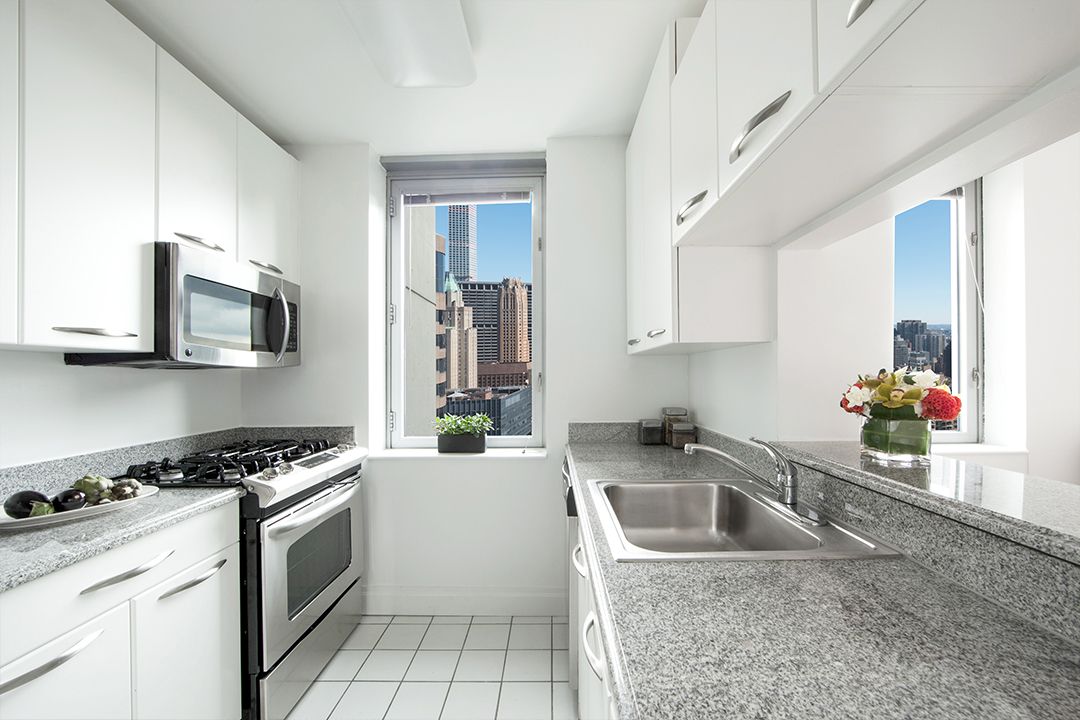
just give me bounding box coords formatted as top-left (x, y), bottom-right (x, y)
top-left (434, 413), bottom-right (494, 454)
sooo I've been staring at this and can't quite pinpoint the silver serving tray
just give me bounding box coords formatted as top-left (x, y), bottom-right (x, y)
top-left (0, 485), bottom-right (159, 531)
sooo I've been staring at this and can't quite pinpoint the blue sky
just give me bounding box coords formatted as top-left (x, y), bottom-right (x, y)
top-left (894, 199), bottom-right (952, 325)
top-left (436, 203), bottom-right (533, 282)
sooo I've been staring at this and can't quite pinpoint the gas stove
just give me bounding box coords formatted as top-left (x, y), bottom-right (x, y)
top-left (125, 438), bottom-right (366, 507)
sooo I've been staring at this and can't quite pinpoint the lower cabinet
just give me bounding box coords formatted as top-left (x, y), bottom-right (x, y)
top-left (574, 527), bottom-right (618, 720)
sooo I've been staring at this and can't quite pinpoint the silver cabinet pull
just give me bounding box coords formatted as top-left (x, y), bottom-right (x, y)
top-left (646, 328), bottom-right (666, 338)
top-left (79, 549), bottom-right (174, 595)
top-left (675, 190), bottom-right (708, 226)
top-left (582, 612), bottom-right (604, 680)
top-left (250, 259), bottom-right (284, 275)
top-left (52, 327), bottom-right (137, 338)
top-left (0, 629), bottom-right (104, 696)
top-left (846, 0), bottom-right (875, 27)
top-left (627, 338), bottom-right (640, 346)
top-left (729, 90), bottom-right (792, 164)
top-left (174, 232), bottom-right (225, 252)
top-left (158, 558), bottom-right (227, 601)
top-left (571, 543), bottom-right (588, 579)
top-left (272, 286), bottom-right (291, 363)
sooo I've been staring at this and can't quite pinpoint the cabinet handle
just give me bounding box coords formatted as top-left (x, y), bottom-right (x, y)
top-left (846, 0), bottom-right (875, 27)
top-left (174, 232), bottom-right (225, 252)
top-left (52, 327), bottom-right (137, 338)
top-left (0, 629), bottom-right (104, 696)
top-left (646, 328), bottom-right (666, 338)
top-left (627, 338), bottom-right (640, 346)
top-left (79, 549), bottom-right (174, 595)
top-left (572, 543), bottom-right (588, 579)
top-left (249, 259), bottom-right (284, 275)
top-left (157, 558), bottom-right (228, 601)
top-left (675, 190), bottom-right (708, 226)
top-left (582, 612), bottom-right (604, 680)
top-left (728, 90), bottom-right (792, 164)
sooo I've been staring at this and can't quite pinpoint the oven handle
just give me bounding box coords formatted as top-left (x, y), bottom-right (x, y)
top-left (268, 478), bottom-right (360, 538)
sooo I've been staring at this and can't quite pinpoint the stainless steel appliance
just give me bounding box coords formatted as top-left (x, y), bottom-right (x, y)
top-left (65, 241), bottom-right (300, 368)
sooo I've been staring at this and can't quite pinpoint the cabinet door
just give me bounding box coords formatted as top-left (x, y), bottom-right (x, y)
top-left (21, 0), bottom-right (155, 350)
top-left (0, 604), bottom-right (131, 720)
top-left (670, 0), bottom-right (718, 245)
top-left (238, 116), bottom-right (299, 281)
top-left (715, 0), bottom-right (813, 200)
top-left (157, 48), bottom-right (238, 258)
top-left (0, 0), bottom-right (16, 345)
top-left (627, 26), bottom-right (675, 352)
top-left (132, 544), bottom-right (240, 720)
top-left (816, 0), bottom-right (916, 91)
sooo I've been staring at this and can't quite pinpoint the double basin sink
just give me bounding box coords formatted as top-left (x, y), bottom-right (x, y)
top-left (588, 478), bottom-right (899, 562)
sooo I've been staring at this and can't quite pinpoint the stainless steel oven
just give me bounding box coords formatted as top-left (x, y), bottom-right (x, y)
top-left (65, 241), bottom-right (300, 368)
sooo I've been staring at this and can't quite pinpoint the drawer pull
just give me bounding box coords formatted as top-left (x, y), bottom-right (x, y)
top-left (249, 259), bottom-right (284, 275)
top-left (572, 543), bottom-right (588, 579)
top-left (675, 190), bottom-right (708, 226)
top-left (582, 612), bottom-right (604, 680)
top-left (52, 327), bottom-right (137, 338)
top-left (646, 328), bottom-right (666, 338)
top-left (728, 90), bottom-right (792, 164)
top-left (846, 0), bottom-right (875, 27)
top-left (158, 558), bottom-right (227, 601)
top-left (627, 338), bottom-right (640, 346)
top-left (174, 232), bottom-right (225, 252)
top-left (0, 629), bottom-right (103, 696)
top-left (79, 549), bottom-right (174, 595)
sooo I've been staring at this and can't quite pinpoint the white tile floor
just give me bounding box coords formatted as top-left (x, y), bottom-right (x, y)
top-left (287, 615), bottom-right (575, 720)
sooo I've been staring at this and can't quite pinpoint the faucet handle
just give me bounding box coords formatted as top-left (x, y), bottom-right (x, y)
top-left (749, 438), bottom-right (797, 483)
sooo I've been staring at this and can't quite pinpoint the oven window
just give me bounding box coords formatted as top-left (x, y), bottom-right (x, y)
top-left (286, 508), bottom-right (352, 619)
top-left (183, 276), bottom-right (271, 351)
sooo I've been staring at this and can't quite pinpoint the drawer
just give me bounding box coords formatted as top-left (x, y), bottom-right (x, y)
top-left (0, 603), bottom-right (131, 720)
top-left (0, 500), bottom-right (237, 664)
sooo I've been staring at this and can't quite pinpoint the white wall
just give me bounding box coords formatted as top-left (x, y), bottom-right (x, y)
top-left (0, 350), bottom-right (240, 466)
top-left (688, 344), bottom-right (778, 440)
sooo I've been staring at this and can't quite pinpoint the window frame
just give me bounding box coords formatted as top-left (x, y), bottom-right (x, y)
top-left (386, 173), bottom-right (545, 449)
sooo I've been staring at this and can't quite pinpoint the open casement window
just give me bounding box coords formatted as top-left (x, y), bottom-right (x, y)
top-left (387, 174), bottom-right (544, 449)
top-left (893, 179), bottom-right (983, 443)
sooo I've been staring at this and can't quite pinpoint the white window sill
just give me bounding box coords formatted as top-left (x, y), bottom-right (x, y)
top-left (367, 448), bottom-right (549, 460)
top-left (932, 443), bottom-right (1028, 456)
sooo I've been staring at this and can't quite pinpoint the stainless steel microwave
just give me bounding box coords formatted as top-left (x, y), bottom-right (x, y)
top-left (66, 242), bottom-right (300, 368)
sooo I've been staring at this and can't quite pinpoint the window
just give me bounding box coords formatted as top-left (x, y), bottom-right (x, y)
top-left (892, 179), bottom-right (983, 442)
top-left (387, 173), bottom-right (544, 448)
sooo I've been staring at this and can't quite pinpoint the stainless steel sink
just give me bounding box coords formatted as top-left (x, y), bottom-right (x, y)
top-left (589, 478), bottom-right (900, 562)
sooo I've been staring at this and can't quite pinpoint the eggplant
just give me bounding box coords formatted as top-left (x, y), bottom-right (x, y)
top-left (51, 489), bottom-right (87, 513)
top-left (4, 490), bottom-right (50, 519)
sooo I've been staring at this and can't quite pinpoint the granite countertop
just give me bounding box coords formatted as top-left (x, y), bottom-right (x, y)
top-left (0, 487), bottom-right (242, 592)
top-left (567, 442), bottom-right (1080, 720)
top-left (776, 441), bottom-right (1080, 565)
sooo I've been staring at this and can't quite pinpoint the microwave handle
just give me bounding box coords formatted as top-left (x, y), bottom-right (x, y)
top-left (271, 287), bottom-right (291, 363)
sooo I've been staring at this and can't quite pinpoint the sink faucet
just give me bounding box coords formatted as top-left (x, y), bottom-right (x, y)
top-left (684, 439), bottom-right (824, 525)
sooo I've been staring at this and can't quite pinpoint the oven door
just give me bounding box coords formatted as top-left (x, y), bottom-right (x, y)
top-left (259, 476), bottom-right (363, 669)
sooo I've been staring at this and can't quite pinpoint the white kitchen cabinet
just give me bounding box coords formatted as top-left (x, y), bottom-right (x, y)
top-left (0, 604), bottom-right (132, 720)
top-left (669, 0), bottom-right (718, 245)
top-left (815, 0), bottom-right (919, 92)
top-left (157, 48), bottom-right (238, 258)
top-left (132, 543), bottom-right (240, 720)
top-left (238, 116), bottom-right (299, 281)
top-left (0, 0), bottom-right (16, 346)
top-left (20, 0), bottom-right (155, 351)
top-left (575, 527), bottom-right (618, 720)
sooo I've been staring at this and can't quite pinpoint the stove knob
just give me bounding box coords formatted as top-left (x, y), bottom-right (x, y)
top-left (280, 463), bottom-right (294, 474)
top-left (262, 467), bottom-right (279, 479)
top-left (337, 443), bottom-right (353, 452)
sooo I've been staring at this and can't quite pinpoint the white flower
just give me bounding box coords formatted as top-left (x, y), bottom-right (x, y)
top-left (844, 385), bottom-right (874, 406)
top-left (910, 369), bottom-right (941, 389)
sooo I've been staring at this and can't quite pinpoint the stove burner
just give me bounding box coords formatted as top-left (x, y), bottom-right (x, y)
top-left (127, 438), bottom-right (336, 488)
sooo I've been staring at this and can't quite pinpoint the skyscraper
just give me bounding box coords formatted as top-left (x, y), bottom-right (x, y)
top-left (447, 204), bottom-right (477, 282)
top-left (444, 274), bottom-right (478, 390)
top-left (498, 277), bottom-right (530, 362)
top-left (459, 281), bottom-right (533, 363)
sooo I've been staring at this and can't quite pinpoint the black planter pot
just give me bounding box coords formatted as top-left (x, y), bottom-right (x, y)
top-left (437, 432), bottom-right (487, 453)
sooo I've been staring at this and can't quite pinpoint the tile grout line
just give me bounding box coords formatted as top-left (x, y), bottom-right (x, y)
top-left (437, 615), bottom-right (473, 719)
top-left (381, 616), bottom-right (434, 720)
top-left (323, 620), bottom-right (392, 720)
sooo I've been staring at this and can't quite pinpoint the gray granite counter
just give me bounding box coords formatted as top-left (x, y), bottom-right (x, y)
top-left (0, 487), bottom-right (241, 592)
top-left (567, 441), bottom-right (1080, 720)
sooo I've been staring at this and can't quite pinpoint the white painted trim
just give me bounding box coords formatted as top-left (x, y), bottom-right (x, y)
top-left (361, 585), bottom-right (566, 617)
top-left (367, 448), bottom-right (548, 460)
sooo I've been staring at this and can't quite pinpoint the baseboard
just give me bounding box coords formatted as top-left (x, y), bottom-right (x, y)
top-left (361, 584), bottom-right (568, 616)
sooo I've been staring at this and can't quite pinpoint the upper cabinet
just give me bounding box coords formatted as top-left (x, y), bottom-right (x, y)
top-left (238, 116), bottom-right (300, 282)
top-left (815, 0), bottom-right (918, 91)
top-left (0, 0), bottom-right (17, 345)
top-left (157, 48), bottom-right (238, 258)
top-left (20, 0), bottom-right (155, 351)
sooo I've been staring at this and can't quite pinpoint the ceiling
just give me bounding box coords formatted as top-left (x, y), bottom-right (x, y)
top-left (110, 0), bottom-right (706, 155)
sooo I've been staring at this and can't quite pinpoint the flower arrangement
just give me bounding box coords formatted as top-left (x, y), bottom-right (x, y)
top-left (841, 368), bottom-right (961, 422)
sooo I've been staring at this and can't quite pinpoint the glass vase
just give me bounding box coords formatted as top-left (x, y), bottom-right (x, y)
top-left (860, 417), bottom-right (931, 466)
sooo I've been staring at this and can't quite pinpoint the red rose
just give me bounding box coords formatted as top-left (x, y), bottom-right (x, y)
top-left (921, 388), bottom-right (962, 421)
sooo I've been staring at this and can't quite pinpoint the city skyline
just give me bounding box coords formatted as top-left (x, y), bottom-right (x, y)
top-left (436, 203), bottom-right (533, 283)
